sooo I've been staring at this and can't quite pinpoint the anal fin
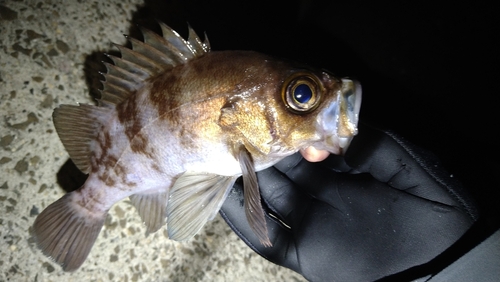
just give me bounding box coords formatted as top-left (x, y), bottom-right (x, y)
top-left (129, 191), bottom-right (168, 235)
top-left (32, 192), bottom-right (107, 271)
top-left (167, 172), bottom-right (237, 241)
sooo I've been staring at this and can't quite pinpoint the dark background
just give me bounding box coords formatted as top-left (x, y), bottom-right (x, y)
top-left (116, 1), bottom-right (499, 234)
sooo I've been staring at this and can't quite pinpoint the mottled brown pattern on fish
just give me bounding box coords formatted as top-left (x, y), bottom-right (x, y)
top-left (146, 51), bottom-right (288, 153)
top-left (129, 131), bottom-right (156, 159)
top-left (90, 131), bottom-right (113, 173)
top-left (97, 168), bottom-right (116, 187)
top-left (149, 72), bottom-right (183, 124)
top-left (74, 189), bottom-right (105, 213)
top-left (116, 92), bottom-right (143, 143)
top-left (114, 87), bottom-right (159, 159)
top-left (95, 161), bottom-right (137, 189)
top-left (100, 167), bottom-right (118, 187)
top-left (97, 132), bottom-right (117, 167)
top-left (148, 70), bottom-right (213, 151)
top-left (102, 130), bottom-right (112, 150)
top-left (88, 129), bottom-right (129, 188)
top-left (116, 162), bottom-right (137, 187)
top-left (151, 163), bottom-right (161, 173)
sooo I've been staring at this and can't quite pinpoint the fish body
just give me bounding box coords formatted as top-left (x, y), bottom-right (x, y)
top-left (32, 23), bottom-right (361, 271)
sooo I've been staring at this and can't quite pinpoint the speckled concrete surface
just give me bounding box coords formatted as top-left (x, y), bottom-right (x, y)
top-left (0, 1), bottom-right (306, 281)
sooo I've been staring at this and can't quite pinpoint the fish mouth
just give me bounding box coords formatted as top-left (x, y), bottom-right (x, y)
top-left (316, 78), bottom-right (362, 154)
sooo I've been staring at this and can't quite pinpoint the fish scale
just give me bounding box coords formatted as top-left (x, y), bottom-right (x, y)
top-left (32, 22), bottom-right (361, 271)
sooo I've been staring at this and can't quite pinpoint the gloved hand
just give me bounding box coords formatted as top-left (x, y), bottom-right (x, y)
top-left (220, 124), bottom-right (478, 282)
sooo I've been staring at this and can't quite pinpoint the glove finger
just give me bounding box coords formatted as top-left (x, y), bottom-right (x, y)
top-left (345, 124), bottom-right (477, 219)
top-left (270, 153), bottom-right (353, 209)
top-left (256, 156), bottom-right (313, 225)
top-left (345, 124), bottom-right (438, 186)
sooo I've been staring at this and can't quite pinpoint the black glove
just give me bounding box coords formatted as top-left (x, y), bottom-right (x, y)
top-left (220, 124), bottom-right (478, 282)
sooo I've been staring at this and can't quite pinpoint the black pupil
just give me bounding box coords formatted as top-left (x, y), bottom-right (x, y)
top-left (294, 84), bottom-right (313, 104)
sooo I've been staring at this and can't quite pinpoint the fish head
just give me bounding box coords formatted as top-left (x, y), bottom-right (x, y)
top-left (269, 68), bottom-right (362, 157)
top-left (181, 51), bottom-right (361, 166)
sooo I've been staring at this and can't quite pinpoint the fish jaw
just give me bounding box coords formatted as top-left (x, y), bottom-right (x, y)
top-left (315, 78), bottom-right (362, 154)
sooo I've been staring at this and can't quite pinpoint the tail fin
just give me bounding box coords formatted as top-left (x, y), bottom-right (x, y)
top-left (32, 192), bottom-right (107, 271)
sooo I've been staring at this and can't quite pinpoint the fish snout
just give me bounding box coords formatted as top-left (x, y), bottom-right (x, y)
top-left (317, 78), bottom-right (362, 154)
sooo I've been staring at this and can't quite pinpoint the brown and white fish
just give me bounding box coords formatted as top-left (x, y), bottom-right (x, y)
top-left (32, 22), bottom-right (362, 271)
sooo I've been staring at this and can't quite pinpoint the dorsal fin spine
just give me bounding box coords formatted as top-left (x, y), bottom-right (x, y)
top-left (103, 59), bottom-right (149, 80)
top-left (113, 44), bottom-right (163, 72)
top-left (187, 25), bottom-right (205, 55)
top-left (101, 83), bottom-right (129, 102)
top-left (127, 37), bottom-right (176, 68)
top-left (97, 22), bottom-right (209, 108)
top-left (102, 73), bottom-right (137, 92)
top-left (139, 27), bottom-right (186, 64)
top-left (202, 32), bottom-right (211, 52)
top-left (158, 22), bottom-right (195, 60)
top-left (107, 55), bottom-right (153, 79)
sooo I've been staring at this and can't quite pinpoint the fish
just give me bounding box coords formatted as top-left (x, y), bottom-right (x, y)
top-left (32, 22), bottom-right (362, 271)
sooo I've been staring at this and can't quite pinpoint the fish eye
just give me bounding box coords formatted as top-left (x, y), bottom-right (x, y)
top-left (293, 84), bottom-right (313, 104)
top-left (282, 72), bottom-right (322, 113)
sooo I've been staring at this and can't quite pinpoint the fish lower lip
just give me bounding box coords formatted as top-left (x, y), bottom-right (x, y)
top-left (335, 135), bottom-right (353, 149)
top-left (325, 135), bottom-right (353, 154)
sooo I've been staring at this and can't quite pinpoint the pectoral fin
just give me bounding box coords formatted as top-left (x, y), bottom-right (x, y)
top-left (238, 146), bottom-right (272, 247)
top-left (129, 191), bottom-right (168, 235)
top-left (167, 172), bottom-right (237, 241)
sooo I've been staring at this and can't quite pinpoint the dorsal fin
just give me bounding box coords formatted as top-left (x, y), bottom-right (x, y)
top-left (53, 104), bottom-right (110, 173)
top-left (98, 23), bottom-right (210, 108)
